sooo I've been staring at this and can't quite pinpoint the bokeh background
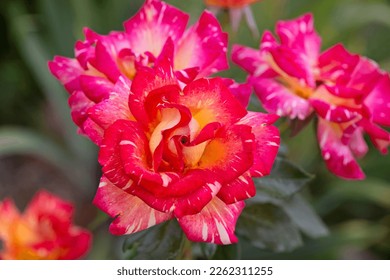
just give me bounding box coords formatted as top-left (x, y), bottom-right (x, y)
top-left (0, 0), bottom-right (389, 259)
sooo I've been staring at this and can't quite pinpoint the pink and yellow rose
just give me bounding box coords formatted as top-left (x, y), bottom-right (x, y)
top-left (0, 191), bottom-right (91, 260)
top-left (93, 48), bottom-right (280, 244)
top-left (233, 13), bottom-right (390, 180)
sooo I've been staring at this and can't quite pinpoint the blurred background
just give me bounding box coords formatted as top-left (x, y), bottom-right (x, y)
top-left (0, 0), bottom-right (389, 259)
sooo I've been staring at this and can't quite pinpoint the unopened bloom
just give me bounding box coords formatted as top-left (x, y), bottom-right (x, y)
top-left (93, 48), bottom-right (280, 245)
top-left (0, 191), bottom-right (91, 260)
top-left (49, 0), bottom-right (228, 145)
top-left (204, 0), bottom-right (261, 37)
top-left (233, 13), bottom-right (390, 180)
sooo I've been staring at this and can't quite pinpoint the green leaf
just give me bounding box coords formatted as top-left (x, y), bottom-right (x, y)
top-left (0, 127), bottom-right (71, 169)
top-left (252, 157), bottom-right (314, 204)
top-left (237, 203), bottom-right (303, 252)
top-left (316, 179), bottom-right (390, 216)
top-left (288, 113), bottom-right (315, 137)
top-left (334, 220), bottom-right (389, 248)
top-left (200, 243), bottom-right (218, 260)
top-left (212, 243), bottom-right (240, 260)
top-left (282, 194), bottom-right (329, 238)
top-left (122, 220), bottom-right (185, 260)
top-left (6, 2), bottom-right (95, 165)
top-left (38, 0), bottom-right (77, 56)
top-left (0, 126), bottom-right (94, 192)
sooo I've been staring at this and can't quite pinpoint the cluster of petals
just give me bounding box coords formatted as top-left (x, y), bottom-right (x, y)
top-left (49, 0), bottom-right (228, 145)
top-left (0, 191), bottom-right (91, 260)
top-left (92, 43), bottom-right (280, 244)
top-left (233, 13), bottom-right (390, 180)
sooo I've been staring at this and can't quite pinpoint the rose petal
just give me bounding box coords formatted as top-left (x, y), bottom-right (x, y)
top-left (82, 118), bottom-right (104, 145)
top-left (198, 124), bottom-right (254, 181)
top-left (310, 98), bottom-right (360, 123)
top-left (318, 44), bottom-right (360, 85)
top-left (364, 74), bottom-right (390, 127)
top-left (25, 191), bottom-right (74, 233)
top-left (317, 118), bottom-right (365, 180)
top-left (177, 78), bottom-right (248, 128)
top-left (349, 128), bottom-right (368, 158)
top-left (68, 91), bottom-right (95, 127)
top-left (223, 78), bottom-right (252, 108)
top-left (360, 119), bottom-right (390, 154)
top-left (238, 112), bottom-right (280, 177)
top-left (232, 39), bottom-right (275, 77)
top-left (276, 13), bottom-right (321, 67)
top-left (93, 177), bottom-right (173, 235)
top-left (124, 0), bottom-right (189, 57)
top-left (177, 198), bottom-right (244, 245)
top-left (217, 171), bottom-right (255, 204)
top-left (129, 43), bottom-right (178, 127)
top-left (268, 46), bottom-right (315, 87)
top-left (175, 11), bottom-right (228, 77)
top-left (89, 40), bottom-right (121, 82)
top-left (250, 77), bottom-right (312, 120)
top-left (0, 199), bottom-right (20, 241)
top-left (88, 76), bottom-right (134, 131)
top-left (48, 57), bottom-right (83, 93)
top-left (79, 75), bottom-right (114, 103)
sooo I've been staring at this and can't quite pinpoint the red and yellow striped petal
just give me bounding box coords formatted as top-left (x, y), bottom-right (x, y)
top-left (93, 177), bottom-right (172, 235)
top-left (178, 198), bottom-right (244, 245)
top-left (238, 112), bottom-right (280, 177)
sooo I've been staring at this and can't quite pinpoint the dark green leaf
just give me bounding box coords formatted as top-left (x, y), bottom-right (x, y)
top-left (38, 0), bottom-right (76, 56)
top-left (289, 113), bottom-right (315, 137)
top-left (122, 220), bottom-right (184, 260)
top-left (237, 203), bottom-right (303, 252)
top-left (316, 179), bottom-right (390, 216)
top-left (0, 126), bottom-right (95, 192)
top-left (0, 127), bottom-right (71, 169)
top-left (282, 194), bottom-right (328, 238)
top-left (252, 157), bottom-right (314, 204)
top-left (212, 243), bottom-right (240, 260)
top-left (6, 2), bottom-right (95, 165)
top-left (200, 243), bottom-right (218, 260)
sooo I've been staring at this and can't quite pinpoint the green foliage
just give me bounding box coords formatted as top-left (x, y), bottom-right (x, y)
top-left (237, 156), bottom-right (327, 254)
top-left (122, 220), bottom-right (185, 260)
top-left (212, 243), bottom-right (240, 260)
top-left (253, 157), bottom-right (314, 203)
top-left (237, 203), bottom-right (304, 252)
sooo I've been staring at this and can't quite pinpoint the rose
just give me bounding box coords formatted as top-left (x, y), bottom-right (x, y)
top-left (232, 13), bottom-right (390, 179)
top-left (49, 0), bottom-right (228, 145)
top-left (93, 50), bottom-right (280, 244)
top-left (0, 191), bottom-right (91, 260)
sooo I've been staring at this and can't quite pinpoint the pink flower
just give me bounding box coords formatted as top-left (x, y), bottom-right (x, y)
top-left (0, 191), bottom-right (91, 260)
top-left (93, 49), bottom-right (280, 245)
top-left (312, 45), bottom-right (390, 179)
top-left (232, 13), bottom-right (390, 180)
top-left (204, 0), bottom-right (261, 37)
top-left (49, 0), bottom-right (228, 145)
top-left (233, 13), bottom-right (320, 120)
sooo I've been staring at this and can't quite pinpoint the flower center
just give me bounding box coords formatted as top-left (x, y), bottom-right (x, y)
top-left (148, 107), bottom-right (210, 173)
